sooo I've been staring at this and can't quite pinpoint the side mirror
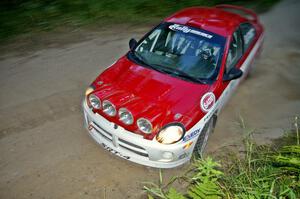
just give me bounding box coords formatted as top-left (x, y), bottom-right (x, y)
top-left (223, 67), bottom-right (243, 81)
top-left (129, 38), bottom-right (138, 50)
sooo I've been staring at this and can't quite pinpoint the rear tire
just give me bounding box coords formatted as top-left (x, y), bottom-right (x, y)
top-left (193, 115), bottom-right (216, 157)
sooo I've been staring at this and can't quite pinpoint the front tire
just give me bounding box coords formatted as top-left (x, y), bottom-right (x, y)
top-left (193, 116), bottom-right (216, 157)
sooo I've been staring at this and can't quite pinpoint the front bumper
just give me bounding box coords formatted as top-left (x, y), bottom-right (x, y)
top-left (82, 100), bottom-right (198, 168)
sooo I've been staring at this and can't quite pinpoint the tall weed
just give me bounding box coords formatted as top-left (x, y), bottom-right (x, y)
top-left (144, 117), bottom-right (300, 198)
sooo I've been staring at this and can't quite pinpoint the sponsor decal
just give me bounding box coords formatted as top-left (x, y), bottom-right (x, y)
top-left (183, 128), bottom-right (201, 142)
top-left (102, 143), bottom-right (130, 160)
top-left (200, 92), bottom-right (215, 112)
top-left (183, 141), bottom-right (193, 150)
top-left (169, 24), bottom-right (213, 39)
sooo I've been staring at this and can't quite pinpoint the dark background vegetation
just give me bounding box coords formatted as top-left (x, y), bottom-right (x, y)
top-left (0, 0), bottom-right (279, 41)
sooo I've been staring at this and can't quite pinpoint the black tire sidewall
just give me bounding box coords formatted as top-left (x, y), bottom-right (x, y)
top-left (193, 116), bottom-right (215, 157)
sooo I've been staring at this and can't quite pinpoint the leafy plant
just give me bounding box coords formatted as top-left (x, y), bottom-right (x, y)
top-left (144, 157), bottom-right (224, 199)
top-left (144, 116), bottom-right (300, 199)
top-left (188, 157), bottom-right (224, 199)
top-left (166, 188), bottom-right (186, 199)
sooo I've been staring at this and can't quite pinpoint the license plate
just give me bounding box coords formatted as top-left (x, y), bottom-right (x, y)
top-left (102, 143), bottom-right (130, 160)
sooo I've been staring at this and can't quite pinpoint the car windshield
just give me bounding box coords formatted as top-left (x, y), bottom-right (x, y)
top-left (132, 23), bottom-right (226, 83)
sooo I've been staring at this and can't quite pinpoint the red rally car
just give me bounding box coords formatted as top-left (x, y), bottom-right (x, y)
top-left (82, 5), bottom-right (264, 168)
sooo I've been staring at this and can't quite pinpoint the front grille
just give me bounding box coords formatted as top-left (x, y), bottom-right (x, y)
top-left (92, 121), bottom-right (112, 140)
top-left (119, 138), bottom-right (145, 150)
top-left (92, 122), bottom-right (112, 141)
top-left (119, 144), bottom-right (148, 157)
top-left (119, 138), bottom-right (148, 157)
top-left (91, 120), bottom-right (149, 158)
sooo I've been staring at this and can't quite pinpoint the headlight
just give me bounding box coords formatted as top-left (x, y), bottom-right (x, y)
top-left (85, 86), bottom-right (95, 96)
top-left (102, 100), bottom-right (116, 116)
top-left (156, 124), bottom-right (185, 144)
top-left (119, 108), bottom-right (133, 125)
top-left (137, 118), bottom-right (152, 134)
top-left (89, 94), bottom-right (101, 109)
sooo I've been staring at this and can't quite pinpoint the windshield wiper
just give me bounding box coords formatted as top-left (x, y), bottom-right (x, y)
top-left (132, 52), bottom-right (174, 75)
top-left (171, 69), bottom-right (207, 84)
top-left (131, 51), bottom-right (161, 71)
top-left (132, 51), bottom-right (147, 65)
top-left (131, 52), bottom-right (207, 84)
top-left (150, 64), bottom-right (207, 84)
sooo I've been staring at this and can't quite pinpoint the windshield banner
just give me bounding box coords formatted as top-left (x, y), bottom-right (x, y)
top-left (169, 24), bottom-right (213, 39)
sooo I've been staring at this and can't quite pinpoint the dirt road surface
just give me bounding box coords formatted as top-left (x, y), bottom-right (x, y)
top-left (1, 0), bottom-right (300, 198)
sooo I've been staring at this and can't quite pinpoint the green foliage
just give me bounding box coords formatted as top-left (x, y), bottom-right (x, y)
top-left (144, 157), bottom-right (224, 199)
top-left (192, 157), bottom-right (223, 182)
top-left (166, 188), bottom-right (186, 199)
top-left (144, 182), bottom-right (166, 199)
top-left (188, 181), bottom-right (223, 199)
top-left (188, 157), bottom-right (223, 199)
top-left (0, 0), bottom-right (280, 41)
top-left (188, 158), bottom-right (224, 198)
top-left (220, 118), bottom-right (300, 198)
top-left (144, 117), bottom-right (300, 199)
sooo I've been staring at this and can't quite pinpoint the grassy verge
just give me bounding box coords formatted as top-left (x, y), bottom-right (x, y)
top-left (1, 0), bottom-right (280, 42)
top-left (144, 117), bottom-right (300, 199)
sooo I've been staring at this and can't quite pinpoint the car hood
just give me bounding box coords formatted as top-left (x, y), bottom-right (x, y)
top-left (92, 56), bottom-right (211, 139)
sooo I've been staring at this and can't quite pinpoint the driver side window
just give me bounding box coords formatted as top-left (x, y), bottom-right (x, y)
top-left (225, 29), bottom-right (243, 74)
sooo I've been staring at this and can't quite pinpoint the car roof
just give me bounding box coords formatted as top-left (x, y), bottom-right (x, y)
top-left (164, 7), bottom-right (248, 37)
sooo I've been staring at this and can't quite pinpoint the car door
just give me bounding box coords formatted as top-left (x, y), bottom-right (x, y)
top-left (218, 23), bottom-right (258, 111)
top-left (217, 27), bottom-right (244, 110)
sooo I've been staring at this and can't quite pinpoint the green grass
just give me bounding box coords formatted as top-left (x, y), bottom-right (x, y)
top-left (0, 0), bottom-right (280, 41)
top-left (144, 117), bottom-right (300, 199)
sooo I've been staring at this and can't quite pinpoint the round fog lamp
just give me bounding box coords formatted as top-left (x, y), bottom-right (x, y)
top-left (102, 100), bottom-right (116, 116)
top-left (119, 108), bottom-right (134, 125)
top-left (162, 151), bottom-right (174, 160)
top-left (89, 94), bottom-right (101, 109)
top-left (137, 118), bottom-right (152, 134)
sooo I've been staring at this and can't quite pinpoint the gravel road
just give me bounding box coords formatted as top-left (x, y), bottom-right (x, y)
top-left (0, 0), bottom-right (300, 198)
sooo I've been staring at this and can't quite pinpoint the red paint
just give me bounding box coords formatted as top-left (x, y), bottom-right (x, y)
top-left (87, 5), bottom-right (264, 140)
